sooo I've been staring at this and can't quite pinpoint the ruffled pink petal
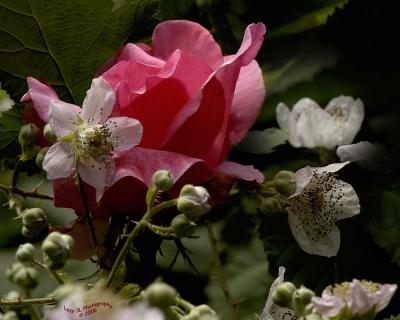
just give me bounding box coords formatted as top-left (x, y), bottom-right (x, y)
top-left (48, 100), bottom-right (81, 137)
top-left (105, 117), bottom-right (143, 152)
top-left (81, 77), bottom-right (115, 124)
top-left (225, 60), bottom-right (265, 146)
top-left (43, 143), bottom-right (75, 179)
top-left (152, 20), bottom-right (223, 70)
top-left (112, 147), bottom-right (213, 187)
top-left (163, 23), bottom-right (266, 166)
top-left (216, 161), bottom-right (264, 183)
top-left (109, 51), bottom-right (212, 148)
top-left (97, 43), bottom-right (165, 75)
top-left (21, 77), bottom-right (59, 122)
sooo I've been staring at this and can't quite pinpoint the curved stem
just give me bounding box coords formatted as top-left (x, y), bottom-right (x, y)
top-left (76, 175), bottom-right (98, 250)
top-left (205, 220), bottom-right (239, 320)
top-left (175, 295), bottom-right (195, 312)
top-left (105, 199), bottom-right (177, 288)
top-left (0, 297), bottom-right (57, 307)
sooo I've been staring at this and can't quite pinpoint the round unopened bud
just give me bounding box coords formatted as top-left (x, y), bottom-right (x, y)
top-left (144, 282), bottom-right (177, 309)
top-left (6, 263), bottom-right (24, 282)
top-left (194, 304), bottom-right (216, 315)
top-left (43, 123), bottom-right (57, 143)
top-left (42, 232), bottom-right (74, 270)
top-left (18, 123), bottom-right (40, 146)
top-left (274, 171), bottom-right (297, 197)
top-left (292, 286), bottom-right (315, 315)
top-left (35, 147), bottom-right (49, 169)
top-left (258, 197), bottom-right (282, 215)
top-left (152, 170), bottom-right (174, 191)
top-left (22, 208), bottom-right (48, 238)
top-left (1, 311), bottom-right (19, 320)
top-left (15, 243), bottom-right (35, 263)
top-left (272, 281), bottom-right (296, 308)
top-left (171, 214), bottom-right (196, 238)
top-left (177, 185), bottom-right (211, 221)
top-left (13, 266), bottom-right (39, 290)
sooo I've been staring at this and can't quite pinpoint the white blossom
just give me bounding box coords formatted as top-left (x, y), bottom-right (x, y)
top-left (260, 267), bottom-right (297, 320)
top-left (286, 162), bottom-right (360, 257)
top-left (312, 279), bottom-right (397, 318)
top-left (276, 96), bottom-right (364, 150)
top-left (42, 77), bottom-right (143, 201)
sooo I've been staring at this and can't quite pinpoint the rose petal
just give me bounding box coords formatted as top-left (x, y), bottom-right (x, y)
top-left (43, 143), bottom-right (75, 179)
top-left (21, 77), bottom-right (59, 122)
top-left (152, 20), bottom-right (223, 70)
top-left (105, 117), bottom-right (143, 152)
top-left (226, 60), bottom-right (266, 145)
top-left (81, 77), bottom-right (115, 124)
top-left (48, 100), bottom-right (81, 137)
top-left (216, 161), bottom-right (264, 183)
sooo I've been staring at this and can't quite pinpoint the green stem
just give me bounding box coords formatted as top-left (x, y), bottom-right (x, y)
top-left (0, 184), bottom-right (53, 200)
top-left (175, 295), bottom-right (195, 312)
top-left (205, 221), bottom-right (239, 320)
top-left (12, 159), bottom-right (22, 189)
top-left (105, 199), bottom-right (177, 288)
top-left (77, 175), bottom-right (98, 249)
top-left (0, 297), bottom-right (56, 306)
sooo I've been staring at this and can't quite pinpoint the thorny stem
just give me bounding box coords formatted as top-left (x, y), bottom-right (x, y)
top-left (205, 220), bottom-right (239, 320)
top-left (0, 297), bottom-right (57, 306)
top-left (105, 199), bottom-right (177, 288)
top-left (0, 183), bottom-right (53, 200)
top-left (77, 175), bottom-right (98, 250)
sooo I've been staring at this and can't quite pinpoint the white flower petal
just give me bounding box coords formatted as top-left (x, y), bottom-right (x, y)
top-left (312, 292), bottom-right (345, 318)
top-left (117, 303), bottom-right (165, 320)
top-left (77, 156), bottom-right (115, 201)
top-left (375, 284), bottom-right (397, 312)
top-left (0, 88), bottom-right (14, 113)
top-left (325, 96), bottom-right (364, 145)
top-left (348, 279), bottom-right (376, 315)
top-left (49, 100), bottom-right (81, 137)
top-left (43, 143), bottom-right (75, 179)
top-left (288, 208), bottom-right (341, 257)
top-left (260, 267), bottom-right (297, 320)
top-left (312, 161), bottom-right (349, 175)
top-left (276, 102), bottom-right (301, 148)
top-left (105, 117), bottom-right (143, 152)
top-left (331, 180), bottom-right (360, 220)
top-left (337, 141), bottom-right (376, 163)
top-left (81, 77), bottom-right (115, 124)
top-left (291, 166), bottom-right (314, 197)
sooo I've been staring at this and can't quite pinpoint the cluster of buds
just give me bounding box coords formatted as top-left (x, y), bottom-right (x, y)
top-left (42, 231), bottom-right (74, 270)
top-left (21, 208), bottom-right (49, 238)
top-left (258, 170), bottom-right (296, 215)
top-left (6, 261), bottom-right (39, 291)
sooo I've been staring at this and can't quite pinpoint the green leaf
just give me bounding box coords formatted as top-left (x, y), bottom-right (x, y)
top-left (268, 0), bottom-right (350, 39)
top-left (366, 187), bottom-right (400, 266)
top-left (237, 128), bottom-right (287, 155)
top-left (0, 0), bottom-right (160, 103)
top-left (0, 108), bottom-right (22, 151)
top-left (159, 0), bottom-right (195, 19)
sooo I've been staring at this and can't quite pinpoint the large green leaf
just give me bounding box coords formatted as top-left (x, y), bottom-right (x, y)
top-left (0, 108), bottom-right (22, 151)
top-left (367, 187), bottom-right (400, 266)
top-left (268, 0), bottom-right (350, 39)
top-left (0, 0), bottom-right (160, 103)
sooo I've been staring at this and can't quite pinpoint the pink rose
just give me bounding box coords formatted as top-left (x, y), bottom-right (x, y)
top-left (22, 20), bottom-right (266, 258)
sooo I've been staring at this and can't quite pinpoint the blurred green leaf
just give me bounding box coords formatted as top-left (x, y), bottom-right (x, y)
top-left (366, 187), bottom-right (400, 266)
top-left (0, 108), bottom-right (22, 151)
top-left (0, 0), bottom-right (160, 102)
top-left (159, 0), bottom-right (194, 19)
top-left (268, 0), bottom-right (350, 39)
top-left (238, 128), bottom-right (287, 155)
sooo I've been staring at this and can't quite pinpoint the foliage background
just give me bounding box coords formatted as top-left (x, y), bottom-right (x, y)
top-left (1, 0), bottom-right (399, 319)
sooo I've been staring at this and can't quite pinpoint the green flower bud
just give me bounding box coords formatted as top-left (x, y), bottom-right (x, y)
top-left (274, 171), bottom-right (297, 197)
top-left (1, 311), bottom-right (19, 320)
top-left (6, 263), bottom-right (24, 282)
top-left (144, 282), bottom-right (177, 309)
top-left (152, 170), bottom-right (174, 191)
top-left (272, 281), bottom-right (296, 308)
top-left (18, 123), bottom-right (41, 161)
top-left (292, 286), bottom-right (315, 315)
top-left (43, 123), bottom-right (57, 143)
top-left (15, 243), bottom-right (35, 263)
top-left (13, 266), bottom-right (39, 290)
top-left (171, 214), bottom-right (196, 238)
top-left (35, 147), bottom-right (49, 169)
top-left (42, 232), bottom-right (74, 270)
top-left (258, 197), bottom-right (282, 215)
top-left (194, 304), bottom-right (216, 315)
top-left (117, 283), bottom-right (142, 302)
top-left (21, 208), bottom-right (49, 238)
top-left (177, 185), bottom-right (211, 221)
